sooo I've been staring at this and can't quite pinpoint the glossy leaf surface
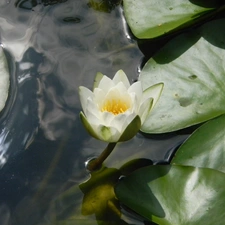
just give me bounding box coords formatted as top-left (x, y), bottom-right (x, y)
top-left (140, 19), bottom-right (225, 133)
top-left (123, 0), bottom-right (219, 39)
top-left (115, 165), bottom-right (225, 225)
top-left (172, 114), bottom-right (225, 173)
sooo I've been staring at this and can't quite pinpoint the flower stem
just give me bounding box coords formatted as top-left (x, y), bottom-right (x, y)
top-left (87, 142), bottom-right (117, 172)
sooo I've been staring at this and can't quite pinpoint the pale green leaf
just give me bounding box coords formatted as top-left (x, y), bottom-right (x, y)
top-left (140, 18), bottom-right (225, 133)
top-left (123, 0), bottom-right (219, 39)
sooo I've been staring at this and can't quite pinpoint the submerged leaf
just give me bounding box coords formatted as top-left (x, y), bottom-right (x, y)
top-left (80, 167), bottom-right (122, 221)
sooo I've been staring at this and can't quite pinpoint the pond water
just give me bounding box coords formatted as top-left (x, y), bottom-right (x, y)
top-left (0, 1), bottom-right (188, 224)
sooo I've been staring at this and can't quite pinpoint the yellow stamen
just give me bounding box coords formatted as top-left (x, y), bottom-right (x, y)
top-left (101, 98), bottom-right (129, 115)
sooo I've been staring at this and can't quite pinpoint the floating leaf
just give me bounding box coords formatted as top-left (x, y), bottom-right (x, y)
top-left (140, 18), bottom-right (225, 133)
top-left (172, 114), bottom-right (225, 173)
top-left (0, 47), bottom-right (10, 113)
top-left (115, 165), bottom-right (225, 225)
top-left (123, 0), bottom-right (221, 39)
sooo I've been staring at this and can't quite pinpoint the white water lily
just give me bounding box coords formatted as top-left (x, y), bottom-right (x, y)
top-left (79, 70), bottom-right (163, 143)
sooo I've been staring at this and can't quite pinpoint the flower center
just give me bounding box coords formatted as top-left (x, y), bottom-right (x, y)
top-left (101, 98), bottom-right (129, 115)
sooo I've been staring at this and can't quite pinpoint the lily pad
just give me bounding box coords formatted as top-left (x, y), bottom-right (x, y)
top-left (0, 47), bottom-right (10, 113)
top-left (123, 0), bottom-right (220, 39)
top-left (115, 165), bottom-right (225, 225)
top-left (140, 18), bottom-right (225, 133)
top-left (172, 114), bottom-right (225, 173)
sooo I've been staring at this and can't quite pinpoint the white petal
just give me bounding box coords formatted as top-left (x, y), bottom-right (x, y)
top-left (113, 70), bottom-right (130, 88)
top-left (93, 88), bottom-right (106, 109)
top-left (110, 113), bottom-right (128, 132)
top-left (105, 85), bottom-right (131, 104)
top-left (138, 98), bottom-right (153, 124)
top-left (85, 107), bottom-right (101, 125)
top-left (80, 112), bottom-right (100, 140)
top-left (101, 111), bottom-right (115, 126)
top-left (128, 81), bottom-right (143, 103)
top-left (97, 75), bottom-right (115, 93)
top-left (85, 98), bottom-right (101, 122)
top-left (115, 81), bottom-right (128, 92)
top-left (142, 83), bottom-right (164, 109)
top-left (124, 112), bottom-right (137, 126)
top-left (111, 112), bottom-right (136, 133)
top-left (129, 92), bottom-right (139, 114)
top-left (79, 86), bottom-right (94, 114)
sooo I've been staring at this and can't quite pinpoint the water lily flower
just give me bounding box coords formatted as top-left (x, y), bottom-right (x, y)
top-left (79, 70), bottom-right (163, 143)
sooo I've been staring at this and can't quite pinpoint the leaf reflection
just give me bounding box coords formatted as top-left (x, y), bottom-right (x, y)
top-left (87, 0), bottom-right (121, 13)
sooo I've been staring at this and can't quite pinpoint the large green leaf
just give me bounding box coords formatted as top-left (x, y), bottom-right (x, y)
top-left (123, 0), bottom-right (221, 39)
top-left (0, 47), bottom-right (10, 112)
top-left (172, 114), bottom-right (225, 173)
top-left (140, 18), bottom-right (225, 133)
top-left (115, 165), bottom-right (225, 225)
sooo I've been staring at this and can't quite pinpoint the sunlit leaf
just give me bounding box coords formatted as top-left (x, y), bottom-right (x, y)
top-left (140, 18), bottom-right (225, 133)
top-left (115, 165), bottom-right (225, 225)
top-left (172, 114), bottom-right (225, 173)
top-left (0, 47), bottom-right (10, 113)
top-left (123, 0), bottom-right (222, 39)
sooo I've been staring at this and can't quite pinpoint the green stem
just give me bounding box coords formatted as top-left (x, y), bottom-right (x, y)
top-left (87, 142), bottom-right (117, 172)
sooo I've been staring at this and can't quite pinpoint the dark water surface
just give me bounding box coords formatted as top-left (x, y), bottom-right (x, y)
top-left (0, 1), bottom-right (188, 224)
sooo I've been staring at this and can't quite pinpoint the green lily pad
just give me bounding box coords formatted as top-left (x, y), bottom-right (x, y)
top-left (123, 0), bottom-right (220, 39)
top-left (172, 114), bottom-right (225, 173)
top-left (115, 165), bottom-right (225, 225)
top-left (140, 18), bottom-right (225, 133)
top-left (0, 47), bottom-right (10, 112)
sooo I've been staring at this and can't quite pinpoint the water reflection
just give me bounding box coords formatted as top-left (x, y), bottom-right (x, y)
top-left (0, 0), bottom-right (188, 225)
top-left (87, 0), bottom-right (121, 13)
top-left (15, 0), bottom-right (67, 9)
top-left (0, 203), bottom-right (11, 225)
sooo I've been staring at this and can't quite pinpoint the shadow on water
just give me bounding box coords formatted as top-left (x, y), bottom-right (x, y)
top-left (0, 0), bottom-right (188, 224)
